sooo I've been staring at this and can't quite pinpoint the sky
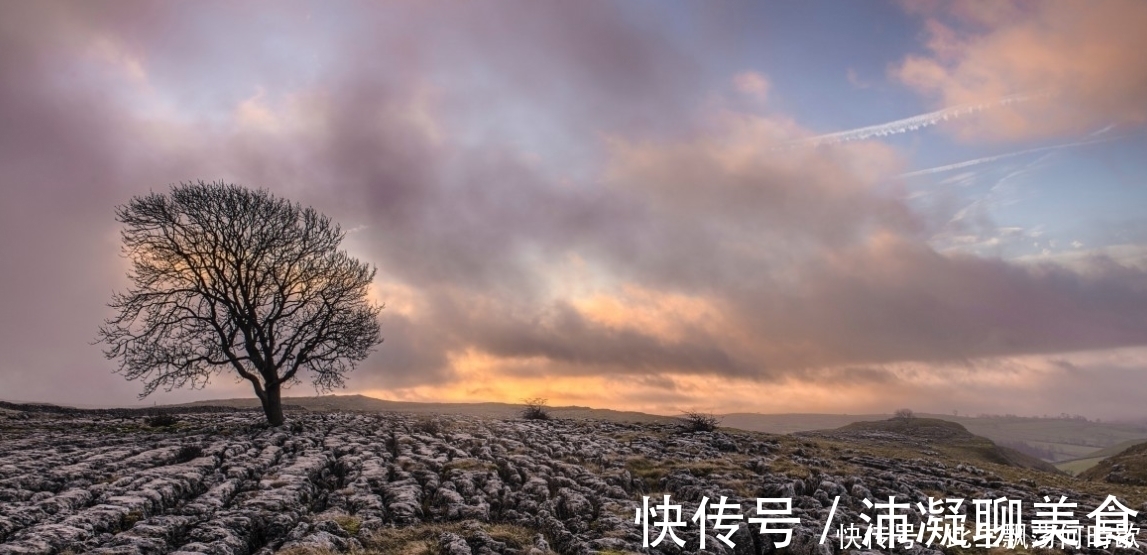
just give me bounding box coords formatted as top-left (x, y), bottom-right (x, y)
top-left (2, 1), bottom-right (1147, 419)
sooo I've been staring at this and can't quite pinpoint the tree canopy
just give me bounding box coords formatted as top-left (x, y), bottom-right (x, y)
top-left (98, 181), bottom-right (383, 425)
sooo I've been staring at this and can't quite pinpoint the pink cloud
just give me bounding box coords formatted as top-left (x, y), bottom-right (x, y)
top-left (893, 0), bottom-right (1147, 141)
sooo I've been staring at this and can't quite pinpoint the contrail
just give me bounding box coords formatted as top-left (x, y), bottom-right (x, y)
top-left (898, 131), bottom-right (1127, 179)
top-left (781, 92), bottom-right (1039, 149)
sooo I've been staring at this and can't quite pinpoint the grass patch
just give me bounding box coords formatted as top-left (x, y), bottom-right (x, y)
top-left (332, 514), bottom-right (362, 536)
top-left (625, 456), bottom-right (670, 489)
top-left (1055, 456), bottom-right (1104, 476)
top-left (442, 458), bottom-right (497, 473)
top-left (625, 455), bottom-right (758, 491)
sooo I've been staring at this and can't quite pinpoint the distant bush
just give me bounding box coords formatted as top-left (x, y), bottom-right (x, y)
top-left (520, 397), bottom-right (551, 420)
top-left (894, 408), bottom-right (915, 419)
top-left (146, 413), bottom-right (179, 427)
top-left (174, 445), bottom-right (203, 463)
top-left (679, 411), bottom-right (720, 433)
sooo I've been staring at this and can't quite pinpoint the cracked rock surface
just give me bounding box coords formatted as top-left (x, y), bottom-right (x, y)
top-left (0, 410), bottom-right (1142, 554)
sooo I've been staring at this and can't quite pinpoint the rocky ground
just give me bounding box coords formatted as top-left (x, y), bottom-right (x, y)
top-left (1, 409), bottom-right (1145, 555)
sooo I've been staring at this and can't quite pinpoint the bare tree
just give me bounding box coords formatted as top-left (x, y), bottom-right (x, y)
top-left (97, 181), bottom-right (383, 425)
top-left (894, 408), bottom-right (915, 419)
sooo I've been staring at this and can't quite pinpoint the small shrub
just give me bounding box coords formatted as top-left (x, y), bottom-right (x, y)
top-left (679, 411), bottom-right (720, 433)
top-left (146, 413), bottom-right (179, 428)
top-left (174, 444), bottom-right (203, 464)
top-left (123, 510), bottom-right (143, 529)
top-left (520, 397), bottom-right (551, 420)
top-left (894, 408), bottom-right (915, 419)
top-left (413, 416), bottom-right (448, 436)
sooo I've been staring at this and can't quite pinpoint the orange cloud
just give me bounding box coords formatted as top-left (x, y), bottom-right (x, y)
top-left (894, 0), bottom-right (1147, 141)
top-left (361, 346), bottom-right (1147, 419)
top-left (571, 284), bottom-right (728, 343)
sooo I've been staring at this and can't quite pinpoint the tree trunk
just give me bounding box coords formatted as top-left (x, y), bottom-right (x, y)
top-left (262, 383), bottom-right (285, 426)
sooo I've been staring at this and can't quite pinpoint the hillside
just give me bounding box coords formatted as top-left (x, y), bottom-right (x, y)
top-left (794, 417), bottom-right (1062, 474)
top-left (1080, 440), bottom-right (1147, 486)
top-left (717, 412), bottom-right (889, 435)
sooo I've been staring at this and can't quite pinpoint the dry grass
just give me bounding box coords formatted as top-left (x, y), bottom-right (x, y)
top-left (274, 522), bottom-right (549, 555)
top-left (441, 458), bottom-right (497, 473)
top-left (276, 548), bottom-right (341, 555)
top-left (361, 522), bottom-right (552, 555)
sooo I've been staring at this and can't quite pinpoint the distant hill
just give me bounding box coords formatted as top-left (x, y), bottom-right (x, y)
top-left (723, 411), bottom-right (1147, 463)
top-left (796, 417), bottom-right (1062, 473)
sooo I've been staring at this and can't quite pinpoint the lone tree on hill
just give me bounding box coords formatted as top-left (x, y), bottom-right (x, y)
top-left (98, 181), bottom-right (383, 425)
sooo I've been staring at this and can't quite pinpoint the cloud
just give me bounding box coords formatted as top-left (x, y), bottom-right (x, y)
top-left (0, 1), bottom-right (708, 404)
top-left (893, 0), bottom-right (1147, 141)
top-left (733, 71), bottom-right (770, 101)
top-left (2, 2), bottom-right (1147, 421)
